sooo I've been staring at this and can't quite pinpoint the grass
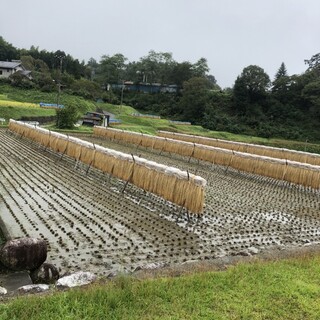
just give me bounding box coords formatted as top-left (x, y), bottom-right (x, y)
top-left (0, 106), bottom-right (56, 122)
top-left (92, 103), bottom-right (320, 153)
top-left (0, 84), bottom-right (96, 122)
top-left (1, 254), bottom-right (320, 319)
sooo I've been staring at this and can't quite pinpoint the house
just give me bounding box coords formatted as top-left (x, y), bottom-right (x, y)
top-left (0, 60), bottom-right (32, 79)
top-left (81, 111), bottom-right (109, 127)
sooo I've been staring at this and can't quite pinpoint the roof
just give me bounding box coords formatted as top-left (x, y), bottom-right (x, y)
top-left (0, 61), bottom-right (21, 69)
top-left (21, 70), bottom-right (31, 76)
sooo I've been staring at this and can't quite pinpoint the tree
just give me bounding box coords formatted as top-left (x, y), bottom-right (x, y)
top-left (70, 78), bottom-right (101, 99)
top-left (234, 65), bottom-right (270, 106)
top-left (97, 53), bottom-right (127, 85)
top-left (240, 65), bottom-right (270, 97)
top-left (0, 36), bottom-right (19, 61)
top-left (192, 57), bottom-right (209, 77)
top-left (138, 50), bottom-right (175, 84)
top-left (233, 76), bottom-right (249, 114)
top-left (272, 62), bottom-right (290, 104)
top-left (56, 104), bottom-right (80, 129)
top-left (302, 80), bottom-right (320, 119)
top-left (178, 77), bottom-right (212, 123)
top-left (274, 62), bottom-right (288, 80)
top-left (304, 53), bottom-right (320, 75)
top-left (87, 58), bottom-right (99, 80)
top-left (233, 65), bottom-right (270, 117)
top-left (168, 61), bottom-right (194, 87)
top-left (206, 74), bottom-right (218, 86)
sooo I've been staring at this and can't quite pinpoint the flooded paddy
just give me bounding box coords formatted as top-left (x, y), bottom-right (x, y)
top-left (0, 128), bottom-right (319, 276)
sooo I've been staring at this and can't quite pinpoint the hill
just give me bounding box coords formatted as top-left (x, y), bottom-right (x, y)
top-left (1, 83), bottom-right (320, 154)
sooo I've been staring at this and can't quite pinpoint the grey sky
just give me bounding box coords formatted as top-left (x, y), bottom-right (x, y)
top-left (1, 0), bottom-right (319, 88)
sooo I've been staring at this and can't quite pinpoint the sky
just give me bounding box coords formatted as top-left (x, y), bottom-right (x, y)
top-left (1, 0), bottom-right (319, 88)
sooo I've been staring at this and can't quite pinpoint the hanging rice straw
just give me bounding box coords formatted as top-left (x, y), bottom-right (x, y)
top-left (93, 126), bottom-right (320, 190)
top-left (158, 131), bottom-right (320, 166)
top-left (8, 120), bottom-right (207, 214)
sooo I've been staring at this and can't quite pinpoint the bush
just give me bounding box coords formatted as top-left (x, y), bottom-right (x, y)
top-left (9, 72), bottom-right (35, 89)
top-left (56, 104), bottom-right (80, 129)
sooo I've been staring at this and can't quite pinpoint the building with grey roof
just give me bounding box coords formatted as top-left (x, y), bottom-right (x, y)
top-left (0, 60), bottom-right (31, 79)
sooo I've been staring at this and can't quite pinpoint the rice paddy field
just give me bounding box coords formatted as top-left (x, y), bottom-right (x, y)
top-left (0, 126), bottom-right (320, 277)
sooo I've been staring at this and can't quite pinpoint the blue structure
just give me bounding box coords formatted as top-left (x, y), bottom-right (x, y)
top-left (39, 102), bottom-right (64, 109)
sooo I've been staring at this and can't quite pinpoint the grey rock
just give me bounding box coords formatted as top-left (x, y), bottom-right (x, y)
top-left (17, 284), bottom-right (50, 294)
top-left (56, 271), bottom-right (97, 289)
top-left (134, 261), bottom-right (168, 272)
top-left (106, 271), bottom-right (117, 279)
top-left (0, 238), bottom-right (47, 271)
top-left (248, 247), bottom-right (259, 255)
top-left (0, 286), bottom-right (7, 295)
top-left (238, 250), bottom-right (250, 256)
top-left (181, 259), bottom-right (199, 265)
top-left (30, 263), bottom-right (60, 284)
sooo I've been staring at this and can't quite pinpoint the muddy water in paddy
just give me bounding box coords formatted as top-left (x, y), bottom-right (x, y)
top-left (0, 129), bottom-right (319, 276)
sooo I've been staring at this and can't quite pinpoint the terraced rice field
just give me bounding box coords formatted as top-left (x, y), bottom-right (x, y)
top-left (0, 128), bottom-right (320, 276)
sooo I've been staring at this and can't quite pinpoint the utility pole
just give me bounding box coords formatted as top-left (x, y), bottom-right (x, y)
top-left (120, 80), bottom-right (125, 111)
top-left (55, 55), bottom-right (64, 107)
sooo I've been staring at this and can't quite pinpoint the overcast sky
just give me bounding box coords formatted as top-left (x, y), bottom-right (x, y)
top-left (1, 0), bottom-right (319, 88)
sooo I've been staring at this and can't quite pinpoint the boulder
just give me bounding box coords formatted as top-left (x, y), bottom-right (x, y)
top-left (0, 238), bottom-right (47, 271)
top-left (17, 284), bottom-right (50, 294)
top-left (134, 261), bottom-right (168, 272)
top-left (56, 271), bottom-right (96, 289)
top-left (30, 263), bottom-right (60, 284)
top-left (248, 246), bottom-right (259, 255)
top-left (0, 286), bottom-right (7, 295)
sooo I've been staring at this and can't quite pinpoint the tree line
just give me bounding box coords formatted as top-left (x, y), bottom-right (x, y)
top-left (1, 36), bottom-right (319, 142)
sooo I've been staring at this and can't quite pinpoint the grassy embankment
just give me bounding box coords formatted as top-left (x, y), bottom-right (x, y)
top-left (0, 94), bottom-right (56, 121)
top-left (97, 104), bottom-right (320, 154)
top-left (0, 85), bottom-right (96, 125)
top-left (1, 254), bottom-right (320, 319)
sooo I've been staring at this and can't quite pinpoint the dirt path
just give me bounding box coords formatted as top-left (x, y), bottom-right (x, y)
top-left (0, 129), bottom-right (319, 276)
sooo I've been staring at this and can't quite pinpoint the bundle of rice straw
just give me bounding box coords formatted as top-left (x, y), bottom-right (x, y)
top-left (158, 131), bottom-right (320, 166)
top-left (9, 120), bottom-right (207, 214)
top-left (93, 126), bottom-right (320, 190)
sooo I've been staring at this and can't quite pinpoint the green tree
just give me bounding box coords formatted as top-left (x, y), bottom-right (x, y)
top-left (56, 104), bottom-right (80, 129)
top-left (9, 72), bottom-right (34, 89)
top-left (87, 57), bottom-right (99, 80)
top-left (233, 65), bottom-right (270, 114)
top-left (192, 57), bottom-right (209, 77)
top-left (70, 78), bottom-right (101, 100)
top-left (239, 65), bottom-right (270, 99)
top-left (178, 77), bottom-right (212, 123)
top-left (233, 76), bottom-right (249, 114)
top-left (304, 52), bottom-right (320, 75)
top-left (272, 62), bottom-right (290, 104)
top-left (97, 53), bottom-right (127, 85)
top-left (0, 36), bottom-right (18, 61)
top-left (302, 80), bottom-right (320, 119)
top-left (274, 62), bottom-right (288, 79)
top-left (168, 61), bottom-right (194, 87)
top-left (136, 50), bottom-right (173, 84)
